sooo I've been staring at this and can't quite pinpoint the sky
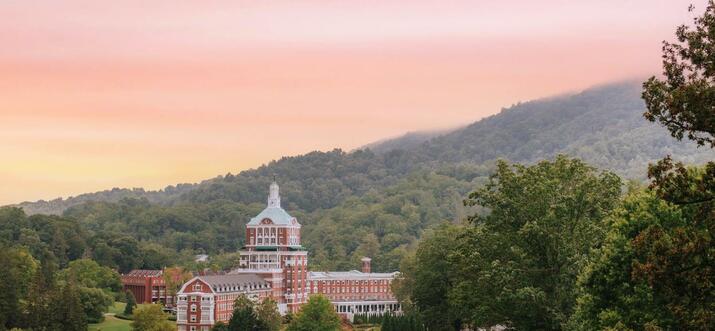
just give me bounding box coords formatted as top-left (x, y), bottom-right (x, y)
top-left (0, 0), bottom-right (707, 205)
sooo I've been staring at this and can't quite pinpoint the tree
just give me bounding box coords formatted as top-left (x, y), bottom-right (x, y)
top-left (569, 189), bottom-right (682, 330)
top-left (162, 266), bottom-right (193, 304)
top-left (286, 295), bottom-right (341, 331)
top-left (78, 286), bottom-right (114, 323)
top-left (131, 304), bottom-right (174, 331)
top-left (638, 2), bottom-right (715, 329)
top-left (60, 258), bottom-right (121, 292)
top-left (228, 294), bottom-right (259, 331)
top-left (212, 321), bottom-right (230, 331)
top-left (642, 2), bottom-right (715, 148)
top-left (255, 298), bottom-right (281, 331)
top-left (124, 290), bottom-right (137, 315)
top-left (24, 256), bottom-right (60, 330)
top-left (0, 247), bottom-right (37, 330)
top-left (59, 277), bottom-right (88, 331)
top-left (393, 224), bottom-right (464, 331)
top-left (452, 156), bottom-right (621, 330)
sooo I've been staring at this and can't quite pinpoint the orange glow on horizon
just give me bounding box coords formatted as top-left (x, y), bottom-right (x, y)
top-left (0, 0), bottom-right (705, 204)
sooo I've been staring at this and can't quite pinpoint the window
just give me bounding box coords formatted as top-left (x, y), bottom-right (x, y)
top-left (191, 296), bottom-right (197, 302)
top-left (190, 327), bottom-right (197, 331)
top-left (190, 304), bottom-right (197, 312)
top-left (194, 284), bottom-right (202, 291)
top-left (190, 315), bottom-right (197, 322)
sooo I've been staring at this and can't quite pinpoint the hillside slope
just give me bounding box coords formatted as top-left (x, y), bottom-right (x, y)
top-left (373, 81), bottom-right (712, 178)
top-left (11, 81), bottom-right (713, 215)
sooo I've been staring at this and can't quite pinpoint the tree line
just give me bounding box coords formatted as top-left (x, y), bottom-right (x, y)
top-left (393, 3), bottom-right (715, 329)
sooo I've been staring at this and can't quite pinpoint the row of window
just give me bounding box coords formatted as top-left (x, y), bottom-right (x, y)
top-left (317, 286), bottom-right (388, 294)
top-left (312, 279), bottom-right (391, 286)
top-left (177, 326), bottom-right (209, 331)
top-left (327, 294), bottom-right (394, 301)
top-left (334, 303), bottom-right (401, 313)
top-left (178, 295), bottom-right (212, 302)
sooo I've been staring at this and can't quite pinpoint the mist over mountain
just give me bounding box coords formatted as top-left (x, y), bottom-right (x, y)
top-left (11, 80), bottom-right (713, 216)
top-left (370, 81), bottom-right (712, 178)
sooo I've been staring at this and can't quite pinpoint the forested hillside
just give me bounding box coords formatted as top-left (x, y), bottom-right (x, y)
top-left (372, 81), bottom-right (712, 178)
top-left (4, 81), bottom-right (713, 272)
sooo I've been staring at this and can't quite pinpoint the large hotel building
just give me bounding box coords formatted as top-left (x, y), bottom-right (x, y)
top-left (174, 182), bottom-right (401, 330)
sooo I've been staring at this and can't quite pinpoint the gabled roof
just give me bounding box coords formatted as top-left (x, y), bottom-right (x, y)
top-left (125, 269), bottom-right (163, 277)
top-left (199, 274), bottom-right (266, 287)
top-left (247, 206), bottom-right (297, 226)
top-left (179, 274), bottom-right (270, 294)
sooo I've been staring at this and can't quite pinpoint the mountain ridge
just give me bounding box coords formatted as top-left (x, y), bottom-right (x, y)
top-left (10, 80), bottom-right (713, 215)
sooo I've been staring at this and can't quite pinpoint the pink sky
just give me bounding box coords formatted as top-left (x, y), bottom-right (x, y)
top-left (0, 0), bottom-right (705, 204)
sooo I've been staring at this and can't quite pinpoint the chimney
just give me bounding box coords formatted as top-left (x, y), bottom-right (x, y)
top-left (361, 257), bottom-right (372, 273)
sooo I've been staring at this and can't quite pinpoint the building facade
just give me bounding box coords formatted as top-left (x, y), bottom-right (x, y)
top-left (308, 257), bottom-right (401, 320)
top-left (122, 269), bottom-right (172, 306)
top-left (175, 274), bottom-right (271, 331)
top-left (234, 181), bottom-right (308, 314)
top-left (175, 182), bottom-right (400, 329)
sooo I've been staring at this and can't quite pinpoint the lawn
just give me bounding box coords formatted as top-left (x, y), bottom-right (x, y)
top-left (90, 302), bottom-right (171, 331)
top-left (88, 315), bottom-right (131, 331)
top-left (107, 301), bottom-right (127, 315)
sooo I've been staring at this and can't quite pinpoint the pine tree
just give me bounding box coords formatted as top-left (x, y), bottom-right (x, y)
top-left (25, 256), bottom-right (57, 330)
top-left (124, 290), bottom-right (137, 315)
top-left (61, 276), bottom-right (88, 331)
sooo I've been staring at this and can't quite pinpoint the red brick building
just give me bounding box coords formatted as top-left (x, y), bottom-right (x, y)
top-left (308, 257), bottom-right (401, 320)
top-left (175, 274), bottom-right (271, 331)
top-left (122, 269), bottom-right (173, 306)
top-left (235, 181), bottom-right (308, 314)
top-left (174, 182), bottom-right (400, 329)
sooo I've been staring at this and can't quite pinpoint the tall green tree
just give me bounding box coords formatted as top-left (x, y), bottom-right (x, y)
top-left (24, 256), bottom-right (60, 331)
top-left (255, 298), bottom-right (281, 331)
top-left (59, 276), bottom-right (88, 331)
top-left (78, 286), bottom-right (114, 323)
top-left (638, 1), bottom-right (715, 329)
top-left (60, 258), bottom-right (121, 292)
top-left (286, 295), bottom-right (341, 331)
top-left (124, 290), bottom-right (137, 315)
top-left (392, 224), bottom-right (464, 331)
top-left (452, 156), bottom-right (621, 330)
top-left (569, 189), bottom-right (681, 330)
top-left (642, 2), bottom-right (715, 147)
top-left (131, 304), bottom-right (174, 331)
top-left (0, 247), bottom-right (37, 330)
top-left (228, 295), bottom-right (259, 331)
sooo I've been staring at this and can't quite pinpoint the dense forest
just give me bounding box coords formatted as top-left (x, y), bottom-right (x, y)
top-left (13, 81), bottom-right (713, 217)
top-left (2, 80), bottom-right (712, 276)
top-left (394, 4), bottom-right (715, 330)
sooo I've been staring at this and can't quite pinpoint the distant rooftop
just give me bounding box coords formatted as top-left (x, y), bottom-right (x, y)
top-left (247, 181), bottom-right (300, 226)
top-left (309, 270), bottom-right (398, 280)
top-left (197, 274), bottom-right (270, 293)
top-left (247, 206), bottom-right (297, 226)
top-left (125, 269), bottom-right (163, 277)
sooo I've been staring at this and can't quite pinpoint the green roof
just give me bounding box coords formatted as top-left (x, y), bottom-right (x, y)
top-left (255, 246), bottom-right (278, 251)
top-left (247, 206), bottom-right (296, 226)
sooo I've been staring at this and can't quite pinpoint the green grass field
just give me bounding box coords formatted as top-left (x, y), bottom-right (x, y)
top-left (107, 301), bottom-right (127, 315)
top-left (88, 315), bottom-right (131, 331)
top-left (89, 302), bottom-right (162, 331)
